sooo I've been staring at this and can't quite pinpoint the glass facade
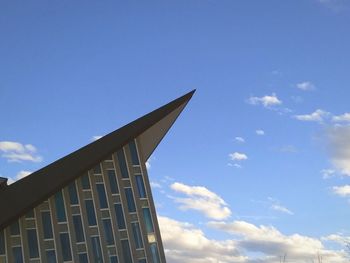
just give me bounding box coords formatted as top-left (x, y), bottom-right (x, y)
top-left (135, 175), bottom-right (147, 198)
top-left (85, 199), bottom-right (97, 226)
top-left (12, 246), bottom-right (23, 263)
top-left (60, 233), bottom-right (72, 261)
top-left (41, 211), bottom-right (53, 239)
top-left (125, 188), bottom-right (136, 213)
top-left (73, 215), bottom-right (85, 242)
top-left (142, 208), bottom-right (154, 233)
top-left (131, 222), bottom-right (143, 249)
top-left (96, 183), bottom-right (108, 209)
top-left (46, 250), bottom-right (56, 263)
top-left (91, 236), bottom-right (103, 263)
top-left (114, 204), bottom-right (126, 230)
top-left (129, 140), bottom-right (140, 165)
top-left (117, 149), bottom-right (129, 178)
top-left (102, 219), bottom-right (114, 245)
top-left (68, 182), bottom-right (79, 205)
top-left (10, 221), bottom-right (20, 235)
top-left (54, 191), bottom-right (66, 222)
top-left (27, 229), bottom-right (39, 258)
top-left (107, 170), bottom-right (119, 194)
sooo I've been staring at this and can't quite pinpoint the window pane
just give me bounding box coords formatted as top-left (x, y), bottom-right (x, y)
top-left (117, 149), bottom-right (129, 178)
top-left (96, 184), bottom-right (108, 209)
top-left (142, 208), bottom-right (154, 233)
top-left (150, 243), bottom-right (160, 263)
top-left (81, 174), bottom-right (90, 189)
top-left (125, 188), bottom-right (136, 213)
top-left (102, 219), bottom-right (114, 245)
top-left (114, 204), bottom-right (126, 230)
top-left (93, 164), bottom-right (102, 174)
top-left (110, 256), bottom-right (118, 263)
top-left (0, 230), bottom-right (5, 255)
top-left (121, 240), bottom-right (132, 263)
top-left (41, 211), bottom-right (53, 239)
top-left (54, 191), bottom-right (66, 222)
top-left (107, 170), bottom-right (119, 194)
top-left (138, 259), bottom-right (147, 263)
top-left (128, 140), bottom-right (140, 165)
top-left (27, 229), bottom-right (39, 258)
top-left (85, 200), bottom-right (97, 226)
top-left (46, 250), bottom-right (56, 263)
top-left (73, 215), bottom-right (85, 243)
top-left (60, 233), bottom-right (72, 261)
top-left (79, 253), bottom-right (88, 263)
top-left (135, 175), bottom-right (146, 198)
top-left (68, 182), bottom-right (79, 205)
top-left (12, 247), bottom-right (23, 263)
top-left (10, 221), bottom-right (20, 235)
top-left (131, 222), bottom-right (143, 249)
top-left (91, 236), bottom-right (103, 263)
top-left (25, 209), bottom-right (34, 219)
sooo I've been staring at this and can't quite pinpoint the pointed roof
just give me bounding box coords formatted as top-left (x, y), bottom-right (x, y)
top-left (0, 90), bottom-right (195, 230)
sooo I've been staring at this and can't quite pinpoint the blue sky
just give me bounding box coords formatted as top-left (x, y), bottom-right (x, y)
top-left (1, 1), bottom-right (350, 262)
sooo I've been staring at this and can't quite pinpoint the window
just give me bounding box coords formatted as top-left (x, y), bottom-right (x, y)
top-left (79, 253), bottom-right (88, 263)
top-left (131, 222), bottom-right (143, 249)
top-left (142, 208), bottom-right (154, 233)
top-left (85, 200), bottom-right (97, 226)
top-left (60, 233), bottom-right (72, 261)
top-left (73, 215), bottom-right (85, 242)
top-left (150, 243), bottom-right (160, 263)
top-left (107, 170), bottom-right (119, 194)
top-left (46, 250), bottom-right (56, 263)
top-left (68, 182), bottom-right (79, 205)
top-left (27, 229), bottom-right (39, 258)
top-left (129, 140), bottom-right (140, 165)
top-left (96, 184), bottom-right (108, 209)
top-left (125, 188), bottom-right (136, 213)
top-left (135, 175), bottom-right (147, 198)
top-left (25, 209), bottom-right (34, 219)
top-left (91, 236), bottom-right (103, 263)
top-left (0, 231), bottom-right (5, 255)
top-left (41, 211), bottom-right (53, 239)
top-left (54, 191), bottom-right (66, 222)
top-left (121, 240), bottom-right (132, 263)
top-left (93, 164), bottom-right (102, 174)
top-left (81, 174), bottom-right (90, 189)
top-left (114, 204), bottom-right (126, 230)
top-left (10, 221), bottom-right (20, 235)
top-left (117, 149), bottom-right (129, 178)
top-left (110, 256), bottom-right (118, 263)
top-left (102, 219), bottom-right (114, 245)
top-left (12, 247), bottom-right (23, 263)
top-left (138, 259), bottom-right (147, 263)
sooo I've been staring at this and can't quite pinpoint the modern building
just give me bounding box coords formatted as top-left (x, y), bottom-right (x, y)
top-left (0, 90), bottom-right (194, 263)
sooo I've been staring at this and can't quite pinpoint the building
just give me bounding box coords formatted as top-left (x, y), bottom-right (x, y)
top-left (0, 90), bottom-right (194, 263)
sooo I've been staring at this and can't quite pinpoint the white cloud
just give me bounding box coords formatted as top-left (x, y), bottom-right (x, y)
top-left (0, 141), bottom-right (42, 162)
top-left (92, 135), bottom-right (103, 141)
top-left (270, 204), bottom-right (294, 215)
top-left (256, 130), bottom-right (265, 135)
top-left (296, 81), bottom-right (315, 91)
top-left (294, 109), bottom-right (330, 122)
top-left (333, 113), bottom-right (350, 123)
top-left (235, 137), bottom-right (245, 143)
top-left (321, 169), bottom-right (336, 179)
top-left (16, 170), bottom-right (32, 180)
top-left (229, 152), bottom-right (248, 161)
top-left (150, 181), bottom-right (162, 189)
top-left (332, 185), bottom-right (350, 197)
top-left (170, 182), bottom-right (231, 220)
top-left (247, 93), bottom-right (282, 107)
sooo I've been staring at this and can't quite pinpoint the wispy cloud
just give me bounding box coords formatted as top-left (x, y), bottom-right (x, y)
top-left (256, 129), bottom-right (265, 135)
top-left (0, 141), bottom-right (42, 162)
top-left (235, 137), bottom-right (245, 143)
top-left (332, 113), bottom-right (350, 123)
top-left (270, 204), bottom-right (294, 215)
top-left (294, 109), bottom-right (330, 122)
top-left (92, 135), bottom-right (103, 141)
top-left (321, 169), bottom-right (336, 179)
top-left (296, 81), bottom-right (316, 91)
top-left (170, 182), bottom-right (231, 220)
top-left (229, 152), bottom-right (248, 161)
top-left (247, 93), bottom-right (282, 108)
top-left (332, 185), bottom-right (350, 197)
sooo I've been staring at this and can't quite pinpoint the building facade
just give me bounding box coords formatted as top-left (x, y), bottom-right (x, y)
top-left (0, 90), bottom-right (194, 263)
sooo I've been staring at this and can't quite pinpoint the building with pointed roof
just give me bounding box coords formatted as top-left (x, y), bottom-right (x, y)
top-left (0, 90), bottom-right (194, 263)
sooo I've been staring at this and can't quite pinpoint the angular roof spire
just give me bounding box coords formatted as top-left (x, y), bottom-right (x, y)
top-left (0, 90), bottom-right (195, 230)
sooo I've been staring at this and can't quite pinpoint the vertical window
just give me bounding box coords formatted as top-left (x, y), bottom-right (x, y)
top-left (46, 250), bottom-right (56, 263)
top-left (12, 247), bottom-right (23, 263)
top-left (91, 236), bottom-right (103, 263)
top-left (27, 229), bottom-right (39, 258)
top-left (0, 230), bottom-right (5, 255)
top-left (150, 243), bottom-right (160, 263)
top-left (54, 191), bottom-right (66, 222)
top-left (121, 240), bottom-right (132, 263)
top-left (107, 170), bottom-right (119, 194)
top-left (81, 174), bottom-right (90, 189)
top-left (96, 184), bottom-right (108, 209)
top-left (79, 253), bottom-right (88, 263)
top-left (125, 188), bottom-right (136, 213)
top-left (117, 149), bottom-right (129, 178)
top-left (85, 200), bottom-right (97, 226)
top-left (41, 211), bottom-right (53, 239)
top-left (102, 219), bottom-right (114, 245)
top-left (135, 175), bottom-right (147, 198)
top-left (68, 182), bottom-right (79, 205)
top-left (131, 222), bottom-right (143, 249)
top-left (60, 233), bottom-right (72, 261)
top-left (110, 256), bottom-right (118, 263)
top-left (25, 209), bottom-right (34, 219)
top-left (10, 221), bottom-right (20, 235)
top-left (114, 204), bottom-right (126, 230)
top-left (142, 208), bottom-right (154, 233)
top-left (128, 140), bottom-right (140, 165)
top-left (93, 164), bottom-right (102, 174)
top-left (138, 259), bottom-right (147, 263)
top-left (73, 215), bottom-right (85, 243)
